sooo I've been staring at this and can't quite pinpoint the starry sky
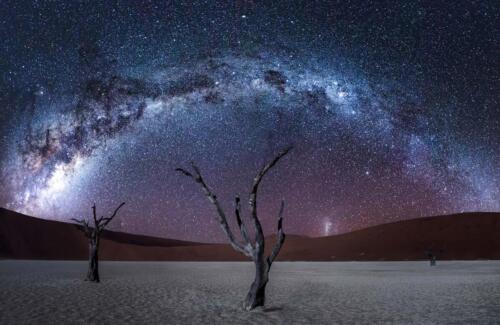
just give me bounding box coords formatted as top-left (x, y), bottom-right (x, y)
top-left (0, 0), bottom-right (499, 242)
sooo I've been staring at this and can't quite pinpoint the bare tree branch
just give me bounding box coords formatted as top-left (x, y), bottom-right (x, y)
top-left (175, 167), bottom-right (193, 178)
top-left (70, 218), bottom-right (86, 225)
top-left (176, 164), bottom-right (250, 257)
top-left (235, 196), bottom-right (253, 248)
top-left (99, 202), bottom-right (125, 230)
top-left (71, 218), bottom-right (91, 236)
top-left (92, 203), bottom-right (97, 223)
top-left (249, 146), bottom-right (292, 244)
top-left (267, 200), bottom-right (286, 267)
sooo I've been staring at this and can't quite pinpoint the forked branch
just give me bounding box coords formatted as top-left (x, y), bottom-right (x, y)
top-left (70, 218), bottom-right (92, 237)
top-left (71, 202), bottom-right (125, 234)
top-left (176, 165), bottom-right (251, 257)
top-left (176, 146), bottom-right (292, 261)
top-left (99, 202), bottom-right (126, 230)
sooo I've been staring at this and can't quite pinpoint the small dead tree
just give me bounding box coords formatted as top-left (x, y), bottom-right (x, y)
top-left (425, 249), bottom-right (437, 266)
top-left (176, 146), bottom-right (292, 310)
top-left (71, 202), bottom-right (125, 282)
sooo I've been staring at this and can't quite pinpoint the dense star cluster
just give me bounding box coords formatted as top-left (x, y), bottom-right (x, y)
top-left (0, 1), bottom-right (498, 242)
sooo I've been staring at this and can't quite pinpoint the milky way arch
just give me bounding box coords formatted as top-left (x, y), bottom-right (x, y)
top-left (1, 51), bottom-right (498, 240)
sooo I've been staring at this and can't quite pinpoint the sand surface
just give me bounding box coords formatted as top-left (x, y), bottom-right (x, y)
top-left (1, 261), bottom-right (499, 324)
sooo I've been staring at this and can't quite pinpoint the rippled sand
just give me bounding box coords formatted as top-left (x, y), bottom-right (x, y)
top-left (1, 261), bottom-right (499, 324)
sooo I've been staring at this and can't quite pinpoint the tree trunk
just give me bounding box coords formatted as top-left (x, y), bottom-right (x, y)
top-left (86, 241), bottom-right (100, 282)
top-left (243, 258), bottom-right (269, 310)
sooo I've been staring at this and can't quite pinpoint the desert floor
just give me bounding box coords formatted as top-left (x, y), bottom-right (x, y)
top-left (1, 261), bottom-right (499, 324)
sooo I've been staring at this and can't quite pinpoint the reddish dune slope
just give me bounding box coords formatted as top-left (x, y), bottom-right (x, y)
top-left (278, 212), bottom-right (500, 260)
top-left (1, 208), bottom-right (499, 260)
top-left (0, 208), bottom-right (200, 260)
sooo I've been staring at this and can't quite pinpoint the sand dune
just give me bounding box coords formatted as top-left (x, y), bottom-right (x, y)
top-left (1, 207), bottom-right (499, 260)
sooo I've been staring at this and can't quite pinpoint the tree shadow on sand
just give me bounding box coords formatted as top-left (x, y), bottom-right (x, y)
top-left (263, 306), bottom-right (283, 313)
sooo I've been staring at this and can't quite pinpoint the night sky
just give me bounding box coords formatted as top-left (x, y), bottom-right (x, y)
top-left (0, 1), bottom-right (498, 242)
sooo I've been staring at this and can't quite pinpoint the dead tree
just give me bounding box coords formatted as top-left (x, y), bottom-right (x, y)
top-left (176, 146), bottom-right (292, 310)
top-left (71, 202), bottom-right (125, 282)
top-left (425, 249), bottom-right (437, 266)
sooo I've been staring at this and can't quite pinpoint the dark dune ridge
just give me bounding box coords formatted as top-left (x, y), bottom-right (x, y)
top-left (1, 207), bottom-right (499, 261)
